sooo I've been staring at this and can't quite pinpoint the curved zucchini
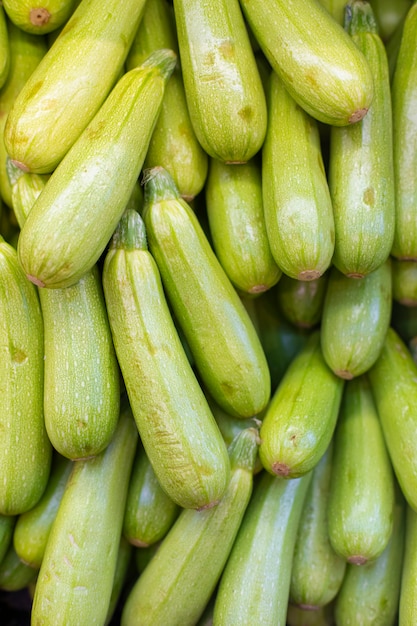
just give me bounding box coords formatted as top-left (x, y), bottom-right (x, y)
top-left (142, 166), bottom-right (271, 419)
top-left (327, 376), bottom-right (395, 564)
top-left (368, 327), bottom-right (417, 511)
top-left (329, 1), bottom-right (395, 277)
top-left (320, 261), bottom-right (392, 379)
top-left (392, 257), bottom-right (417, 306)
top-left (238, 0), bottom-right (374, 126)
top-left (123, 443), bottom-right (179, 547)
top-left (173, 0), bottom-right (267, 163)
top-left (13, 453), bottom-right (72, 569)
top-left (2, 0), bottom-right (77, 35)
top-left (4, 0), bottom-right (148, 173)
top-left (259, 331), bottom-right (344, 478)
top-left (290, 445), bottom-right (346, 610)
top-left (213, 470), bottom-right (312, 626)
top-left (205, 157), bottom-right (281, 294)
top-left (17, 49), bottom-right (177, 289)
top-left (103, 209), bottom-right (230, 510)
top-left (277, 273), bottom-right (329, 330)
top-left (121, 427), bottom-right (259, 626)
top-left (391, 2), bottom-right (417, 260)
top-left (0, 237), bottom-right (52, 516)
top-left (262, 71), bottom-right (334, 281)
top-left (31, 409), bottom-right (138, 626)
top-left (0, 543), bottom-right (37, 591)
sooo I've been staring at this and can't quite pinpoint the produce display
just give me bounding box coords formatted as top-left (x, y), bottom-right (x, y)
top-left (0, 0), bottom-right (416, 624)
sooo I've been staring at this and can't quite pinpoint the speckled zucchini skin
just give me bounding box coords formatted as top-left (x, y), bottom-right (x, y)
top-left (2, 0), bottom-right (77, 35)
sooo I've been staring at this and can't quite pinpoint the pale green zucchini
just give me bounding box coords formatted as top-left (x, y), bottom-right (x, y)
top-left (238, 0), bottom-right (374, 126)
top-left (17, 49), bottom-right (176, 289)
top-left (277, 273), bottom-right (329, 330)
top-left (31, 409), bottom-right (138, 626)
top-left (0, 237), bottom-right (52, 516)
top-left (121, 427), bottom-right (259, 626)
top-left (329, 1), bottom-right (395, 277)
top-left (173, 0), bottom-right (267, 163)
top-left (262, 71), bottom-right (334, 281)
top-left (142, 166), bottom-right (271, 419)
top-left (4, 0), bottom-right (148, 173)
top-left (2, 0), bottom-right (77, 35)
top-left (327, 376), bottom-right (395, 564)
top-left (213, 471), bottom-right (312, 626)
top-left (259, 331), bottom-right (344, 478)
top-left (317, 0), bottom-right (347, 24)
top-left (103, 209), bottom-right (230, 510)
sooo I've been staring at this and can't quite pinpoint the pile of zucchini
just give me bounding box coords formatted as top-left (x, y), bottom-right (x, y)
top-left (0, 0), bottom-right (416, 623)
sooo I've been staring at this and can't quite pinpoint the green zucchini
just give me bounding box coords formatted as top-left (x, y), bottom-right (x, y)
top-left (259, 331), bottom-right (344, 478)
top-left (8, 161), bottom-right (49, 229)
top-left (213, 471), bottom-right (312, 626)
top-left (262, 71), bottom-right (334, 281)
top-left (205, 157), bottom-right (281, 294)
top-left (2, 0), bottom-right (77, 35)
top-left (0, 543), bottom-right (37, 591)
top-left (0, 23), bottom-right (47, 208)
top-left (102, 209), bottom-right (230, 510)
top-left (290, 445), bottom-right (346, 610)
top-left (126, 0), bottom-right (178, 69)
top-left (31, 408), bottom-right (138, 626)
top-left (142, 166), bottom-right (271, 419)
top-left (317, 0), bottom-right (347, 24)
top-left (392, 257), bottom-right (417, 306)
top-left (173, 0), bottom-right (267, 163)
top-left (334, 487), bottom-right (405, 626)
top-left (238, 0), bottom-right (374, 126)
top-left (0, 5), bottom-right (10, 90)
top-left (327, 375), bottom-right (395, 564)
top-left (399, 504), bottom-right (417, 622)
top-left (0, 515), bottom-right (15, 566)
top-left (329, 0), bottom-right (395, 277)
top-left (276, 273), bottom-right (329, 330)
top-left (390, 2), bottom-right (417, 260)
top-left (286, 603), bottom-right (336, 626)
top-left (0, 236), bottom-right (52, 516)
top-left (368, 327), bottom-right (417, 511)
top-left (321, 261), bottom-right (392, 379)
top-left (123, 443), bottom-right (179, 547)
top-left (121, 427), bottom-right (259, 626)
top-left (17, 49), bottom-right (177, 289)
top-left (13, 453), bottom-right (73, 569)
top-left (4, 0), bottom-right (148, 173)
top-left (105, 536), bottom-right (133, 626)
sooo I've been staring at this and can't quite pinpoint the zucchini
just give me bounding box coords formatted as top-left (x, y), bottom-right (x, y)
top-left (368, 327), bottom-right (417, 511)
top-left (399, 504), bottom-right (417, 622)
top-left (0, 543), bottom-right (37, 591)
top-left (276, 273), bottom-right (329, 330)
top-left (173, 0), bottom-right (267, 163)
top-left (329, 0), bottom-right (395, 277)
top-left (0, 515), bottom-right (15, 566)
top-left (262, 70), bottom-right (334, 281)
top-left (392, 257), bottom-right (417, 306)
top-left (259, 331), bottom-right (344, 478)
top-left (391, 2), bottom-right (417, 260)
top-left (4, 0), bottom-right (148, 173)
top-left (31, 408), bottom-right (138, 626)
top-left (213, 470), bottom-right (312, 626)
top-left (102, 209), bottom-right (230, 510)
top-left (0, 236), bottom-right (52, 516)
top-left (2, 0), bottom-right (77, 35)
top-left (142, 166), bottom-right (271, 419)
top-left (0, 5), bottom-right (10, 90)
top-left (121, 427), bottom-right (259, 626)
top-left (317, 0), bottom-right (347, 24)
top-left (105, 536), bottom-right (133, 626)
top-left (238, 0), bottom-right (374, 126)
top-left (370, 0), bottom-right (412, 41)
top-left (327, 375), bottom-right (395, 564)
top-left (321, 261), bottom-right (392, 379)
top-left (17, 49), bottom-right (177, 289)
top-left (290, 445), bottom-right (346, 610)
top-left (205, 157), bottom-right (281, 294)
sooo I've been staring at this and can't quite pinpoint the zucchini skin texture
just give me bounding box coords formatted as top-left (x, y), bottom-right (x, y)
top-left (238, 0), bottom-right (374, 126)
top-left (327, 375), bottom-right (395, 564)
top-left (143, 166), bottom-right (271, 419)
top-left (321, 261), bottom-right (392, 379)
top-left (213, 471), bottom-right (311, 626)
top-left (262, 71), bottom-right (334, 281)
top-left (103, 209), bottom-right (230, 510)
top-left (16, 49), bottom-right (177, 289)
top-left (329, 2), bottom-right (395, 277)
top-left (31, 410), bottom-right (138, 626)
top-left (259, 331), bottom-right (344, 478)
top-left (0, 237), bottom-right (52, 516)
top-left (39, 266), bottom-right (120, 460)
top-left (2, 0), bottom-right (77, 35)
top-left (173, 0), bottom-right (267, 163)
top-left (368, 327), bottom-right (417, 512)
top-left (391, 2), bottom-right (417, 260)
top-left (4, 0), bottom-right (148, 173)
top-left (121, 427), bottom-right (259, 626)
